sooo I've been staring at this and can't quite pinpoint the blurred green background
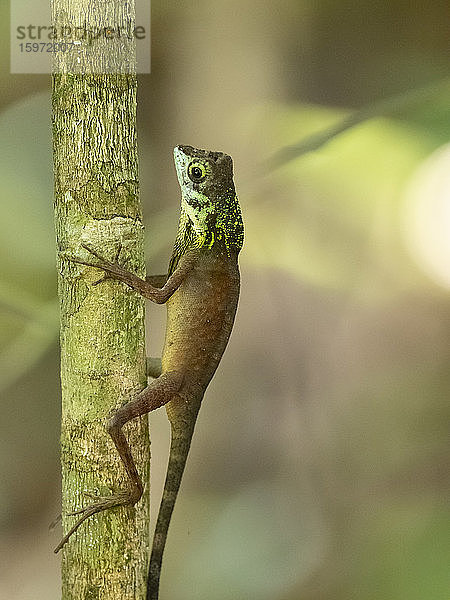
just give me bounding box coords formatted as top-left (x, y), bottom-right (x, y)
top-left (1, 1), bottom-right (450, 599)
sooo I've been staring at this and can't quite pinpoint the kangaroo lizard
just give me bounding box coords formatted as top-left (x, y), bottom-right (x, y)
top-left (56, 145), bottom-right (244, 600)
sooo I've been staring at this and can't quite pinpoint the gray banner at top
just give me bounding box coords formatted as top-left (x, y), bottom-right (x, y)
top-left (11, 0), bottom-right (151, 74)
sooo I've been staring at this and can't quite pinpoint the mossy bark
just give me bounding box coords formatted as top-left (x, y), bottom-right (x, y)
top-left (52, 14), bottom-right (150, 600)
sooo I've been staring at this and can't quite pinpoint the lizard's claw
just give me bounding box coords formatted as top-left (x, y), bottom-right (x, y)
top-left (80, 244), bottom-right (119, 272)
top-left (64, 243), bottom-right (133, 287)
top-left (80, 243), bottom-right (112, 263)
top-left (92, 273), bottom-right (112, 286)
top-left (54, 489), bottom-right (138, 554)
top-left (49, 513), bottom-right (62, 530)
top-left (81, 243), bottom-right (123, 265)
top-left (62, 243), bottom-right (143, 295)
top-left (88, 243), bottom-right (124, 285)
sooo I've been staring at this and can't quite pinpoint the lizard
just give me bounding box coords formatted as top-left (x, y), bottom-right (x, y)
top-left (55, 144), bottom-right (244, 600)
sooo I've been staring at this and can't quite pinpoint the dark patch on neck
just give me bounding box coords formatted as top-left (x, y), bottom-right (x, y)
top-left (186, 195), bottom-right (205, 210)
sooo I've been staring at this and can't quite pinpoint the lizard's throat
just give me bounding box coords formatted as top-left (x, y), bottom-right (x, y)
top-left (181, 194), bottom-right (244, 254)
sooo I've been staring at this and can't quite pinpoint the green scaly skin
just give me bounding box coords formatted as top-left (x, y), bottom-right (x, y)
top-left (56, 145), bottom-right (243, 600)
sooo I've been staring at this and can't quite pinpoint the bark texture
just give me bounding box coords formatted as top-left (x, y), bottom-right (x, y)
top-left (52, 2), bottom-right (150, 596)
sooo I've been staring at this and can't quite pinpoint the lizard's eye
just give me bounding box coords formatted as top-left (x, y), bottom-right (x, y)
top-left (188, 162), bottom-right (207, 183)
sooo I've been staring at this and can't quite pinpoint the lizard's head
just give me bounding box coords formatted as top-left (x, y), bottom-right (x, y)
top-left (173, 145), bottom-right (243, 253)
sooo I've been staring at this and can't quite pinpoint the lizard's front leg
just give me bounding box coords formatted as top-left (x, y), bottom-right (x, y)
top-left (54, 371), bottom-right (183, 553)
top-left (67, 244), bottom-right (196, 304)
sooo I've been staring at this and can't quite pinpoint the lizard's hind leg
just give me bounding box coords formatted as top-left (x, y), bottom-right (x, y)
top-left (54, 371), bottom-right (183, 553)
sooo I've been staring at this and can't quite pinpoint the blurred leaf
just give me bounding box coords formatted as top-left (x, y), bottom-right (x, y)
top-left (0, 92), bottom-right (54, 291)
top-left (0, 92), bottom-right (57, 390)
top-left (269, 78), bottom-right (450, 168)
top-left (244, 100), bottom-right (450, 293)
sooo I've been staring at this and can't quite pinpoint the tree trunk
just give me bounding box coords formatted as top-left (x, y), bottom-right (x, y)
top-left (52, 2), bottom-right (150, 598)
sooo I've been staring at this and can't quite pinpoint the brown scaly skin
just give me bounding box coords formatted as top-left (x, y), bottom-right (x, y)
top-left (56, 145), bottom-right (243, 600)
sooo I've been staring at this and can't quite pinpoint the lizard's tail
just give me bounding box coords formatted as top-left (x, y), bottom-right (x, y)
top-left (146, 425), bottom-right (195, 600)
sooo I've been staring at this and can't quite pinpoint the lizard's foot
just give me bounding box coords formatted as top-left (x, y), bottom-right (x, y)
top-left (65, 243), bottom-right (140, 288)
top-left (54, 488), bottom-right (140, 553)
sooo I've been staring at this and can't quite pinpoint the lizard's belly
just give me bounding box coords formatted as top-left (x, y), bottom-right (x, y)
top-left (161, 264), bottom-right (240, 388)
